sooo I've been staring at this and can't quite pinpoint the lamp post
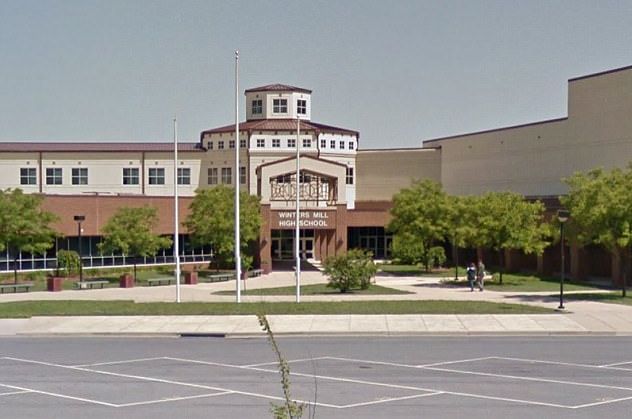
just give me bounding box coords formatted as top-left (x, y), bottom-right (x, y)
top-left (454, 231), bottom-right (459, 281)
top-left (557, 209), bottom-right (570, 310)
top-left (73, 215), bottom-right (85, 284)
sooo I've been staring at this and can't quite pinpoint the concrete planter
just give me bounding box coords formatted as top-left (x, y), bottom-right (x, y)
top-left (119, 274), bottom-right (134, 288)
top-left (184, 271), bottom-right (198, 285)
top-left (47, 277), bottom-right (64, 292)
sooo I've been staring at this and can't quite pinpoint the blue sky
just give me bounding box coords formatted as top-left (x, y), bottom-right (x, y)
top-left (1, 0), bottom-right (631, 148)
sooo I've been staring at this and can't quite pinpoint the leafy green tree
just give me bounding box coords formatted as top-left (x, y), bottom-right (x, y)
top-left (447, 195), bottom-right (480, 277)
top-left (185, 186), bottom-right (261, 269)
top-left (324, 249), bottom-right (377, 292)
top-left (474, 192), bottom-right (551, 283)
top-left (0, 189), bottom-right (58, 283)
top-left (562, 167), bottom-right (632, 296)
top-left (98, 206), bottom-right (172, 281)
top-left (388, 180), bottom-right (450, 272)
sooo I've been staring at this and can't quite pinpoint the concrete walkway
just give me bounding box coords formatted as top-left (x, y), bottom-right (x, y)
top-left (2, 271), bottom-right (632, 336)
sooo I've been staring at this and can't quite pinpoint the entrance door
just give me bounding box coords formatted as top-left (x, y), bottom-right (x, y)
top-left (300, 238), bottom-right (314, 260)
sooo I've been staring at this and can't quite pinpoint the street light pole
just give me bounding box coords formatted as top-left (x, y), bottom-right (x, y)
top-left (557, 209), bottom-right (570, 310)
top-left (73, 215), bottom-right (85, 284)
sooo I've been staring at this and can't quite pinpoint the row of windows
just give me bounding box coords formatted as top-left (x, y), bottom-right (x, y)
top-left (207, 167), bottom-right (246, 185)
top-left (251, 99), bottom-right (307, 115)
top-left (20, 167), bottom-right (193, 186)
top-left (207, 139), bottom-right (247, 150)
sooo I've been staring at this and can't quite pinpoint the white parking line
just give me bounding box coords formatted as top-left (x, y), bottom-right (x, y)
top-left (338, 392), bottom-right (444, 409)
top-left (0, 389), bottom-right (32, 397)
top-left (323, 355), bottom-right (495, 369)
top-left (243, 356), bottom-right (330, 368)
top-left (116, 391), bottom-right (235, 408)
top-left (598, 360), bottom-right (632, 368)
top-left (1, 356), bottom-right (340, 409)
top-left (494, 356), bottom-right (632, 372)
top-left (0, 383), bottom-right (118, 407)
top-left (572, 395), bottom-right (632, 409)
top-left (72, 356), bottom-right (167, 368)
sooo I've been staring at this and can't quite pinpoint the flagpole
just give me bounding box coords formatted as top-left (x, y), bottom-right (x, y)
top-left (173, 117), bottom-right (181, 303)
top-left (234, 50), bottom-right (241, 303)
top-left (295, 117), bottom-right (301, 303)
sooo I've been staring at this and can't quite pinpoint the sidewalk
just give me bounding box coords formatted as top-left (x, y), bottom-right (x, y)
top-left (2, 271), bottom-right (632, 336)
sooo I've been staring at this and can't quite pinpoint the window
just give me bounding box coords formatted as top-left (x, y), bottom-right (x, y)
top-left (229, 140), bottom-right (235, 149)
top-left (148, 168), bottom-right (165, 185)
top-left (257, 139), bottom-right (265, 148)
top-left (303, 138), bottom-right (311, 148)
top-left (272, 139), bottom-right (281, 148)
top-left (240, 166), bottom-right (246, 184)
top-left (297, 99), bottom-right (307, 115)
top-left (349, 141), bottom-right (355, 150)
top-left (346, 167), bottom-right (354, 185)
top-left (221, 167), bottom-right (232, 184)
top-left (330, 140), bottom-right (336, 149)
top-left (251, 99), bottom-right (262, 114)
top-left (320, 139), bottom-right (326, 148)
top-left (218, 141), bottom-right (224, 150)
top-left (273, 98), bottom-right (287, 113)
top-left (288, 139), bottom-right (296, 148)
top-left (208, 168), bottom-right (218, 185)
top-left (240, 139), bottom-right (247, 148)
top-left (123, 168), bottom-right (139, 185)
top-left (177, 168), bottom-right (191, 185)
top-left (20, 168), bottom-right (36, 185)
top-left (46, 168), bottom-right (62, 185)
top-left (339, 141), bottom-right (345, 150)
top-left (207, 141), bottom-right (213, 150)
top-left (72, 168), bottom-right (88, 185)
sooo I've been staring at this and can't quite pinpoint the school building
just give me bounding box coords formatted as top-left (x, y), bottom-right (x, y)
top-left (1, 64), bottom-right (632, 283)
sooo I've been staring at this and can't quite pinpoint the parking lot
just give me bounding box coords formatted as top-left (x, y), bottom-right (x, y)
top-left (1, 336), bottom-right (632, 418)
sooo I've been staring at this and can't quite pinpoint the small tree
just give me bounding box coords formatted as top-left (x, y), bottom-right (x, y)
top-left (474, 192), bottom-right (551, 283)
top-left (0, 189), bottom-right (58, 284)
top-left (98, 206), bottom-right (172, 281)
top-left (185, 186), bottom-right (261, 269)
top-left (390, 232), bottom-right (425, 265)
top-left (562, 167), bottom-right (632, 297)
top-left (388, 180), bottom-right (450, 272)
top-left (55, 250), bottom-right (80, 278)
top-left (324, 249), bottom-right (377, 293)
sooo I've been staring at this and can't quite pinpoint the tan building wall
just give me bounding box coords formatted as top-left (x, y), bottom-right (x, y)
top-left (355, 148), bottom-right (442, 201)
top-left (427, 66), bottom-right (632, 197)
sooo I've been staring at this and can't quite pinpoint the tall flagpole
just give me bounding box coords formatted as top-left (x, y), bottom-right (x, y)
top-left (234, 50), bottom-right (241, 303)
top-left (173, 117), bottom-right (181, 303)
top-left (295, 117), bottom-right (301, 303)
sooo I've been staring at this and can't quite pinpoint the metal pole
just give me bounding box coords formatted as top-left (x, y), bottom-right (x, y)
top-left (295, 117), bottom-right (301, 303)
top-left (78, 221), bottom-right (83, 283)
top-left (454, 231), bottom-right (458, 281)
top-left (174, 117), bottom-right (181, 303)
top-left (234, 50), bottom-right (241, 303)
top-left (559, 222), bottom-right (565, 310)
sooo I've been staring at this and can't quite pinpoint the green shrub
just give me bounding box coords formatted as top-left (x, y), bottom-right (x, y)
top-left (324, 249), bottom-right (378, 293)
top-left (56, 250), bottom-right (81, 277)
top-left (428, 246), bottom-right (447, 269)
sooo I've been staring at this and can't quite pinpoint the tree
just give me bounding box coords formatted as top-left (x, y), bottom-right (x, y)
top-left (447, 195), bottom-right (480, 277)
top-left (185, 186), bottom-right (261, 269)
top-left (98, 206), bottom-right (172, 281)
top-left (474, 192), bottom-right (550, 283)
top-left (0, 189), bottom-right (58, 283)
top-left (324, 249), bottom-right (377, 293)
top-left (388, 180), bottom-right (450, 271)
top-left (561, 167), bottom-right (632, 297)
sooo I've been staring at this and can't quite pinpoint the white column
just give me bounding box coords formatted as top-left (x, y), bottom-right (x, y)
top-left (234, 50), bottom-right (241, 303)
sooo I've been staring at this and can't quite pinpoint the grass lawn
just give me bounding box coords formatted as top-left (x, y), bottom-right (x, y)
top-left (442, 273), bottom-right (605, 292)
top-left (561, 292), bottom-right (632, 305)
top-left (0, 300), bottom-right (553, 318)
top-left (378, 264), bottom-right (455, 278)
top-left (214, 283), bottom-right (411, 296)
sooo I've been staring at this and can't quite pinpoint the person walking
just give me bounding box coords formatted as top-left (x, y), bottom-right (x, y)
top-left (466, 262), bottom-right (476, 292)
top-left (476, 259), bottom-right (486, 291)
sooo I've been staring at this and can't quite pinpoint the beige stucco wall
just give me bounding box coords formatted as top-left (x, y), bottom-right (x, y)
top-left (428, 67), bottom-right (632, 197)
top-left (355, 148), bottom-right (442, 201)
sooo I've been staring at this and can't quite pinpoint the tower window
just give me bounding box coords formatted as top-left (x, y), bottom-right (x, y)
top-left (346, 167), bottom-right (354, 185)
top-left (297, 99), bottom-right (307, 115)
top-left (273, 99), bottom-right (288, 113)
top-left (20, 168), bottom-right (37, 185)
top-left (251, 99), bottom-right (262, 114)
top-left (257, 139), bottom-right (265, 148)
